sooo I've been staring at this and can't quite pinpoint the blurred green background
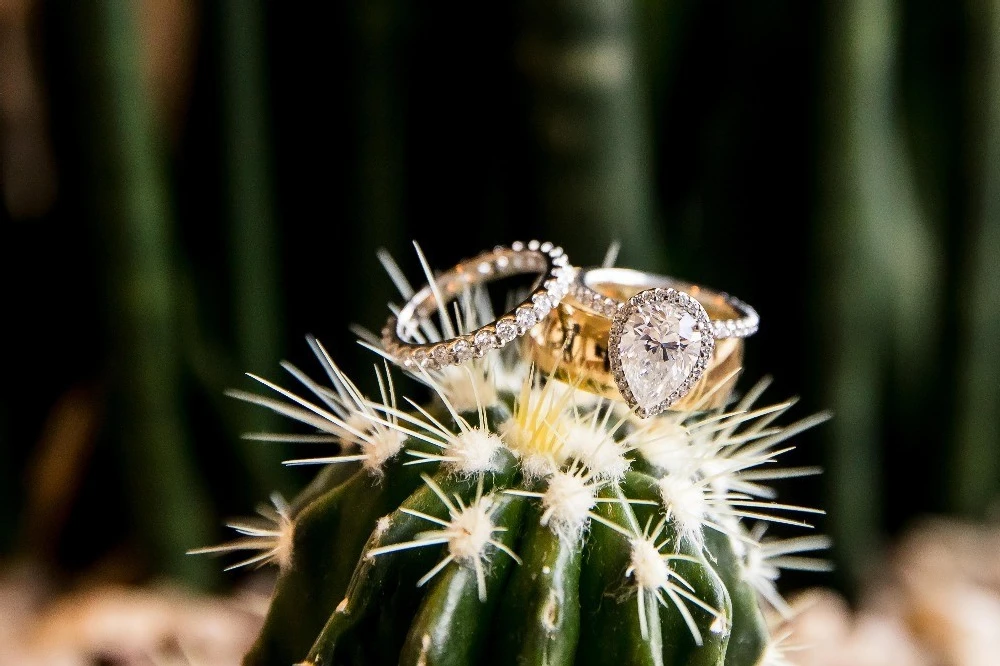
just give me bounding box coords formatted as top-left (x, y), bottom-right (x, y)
top-left (0, 0), bottom-right (997, 598)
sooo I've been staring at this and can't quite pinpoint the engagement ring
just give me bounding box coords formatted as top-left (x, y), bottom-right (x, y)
top-left (527, 267), bottom-right (759, 418)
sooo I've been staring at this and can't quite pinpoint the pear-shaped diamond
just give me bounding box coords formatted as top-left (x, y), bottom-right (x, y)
top-left (609, 289), bottom-right (714, 417)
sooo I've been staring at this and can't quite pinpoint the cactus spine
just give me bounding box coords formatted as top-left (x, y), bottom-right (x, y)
top-left (195, 281), bottom-right (830, 666)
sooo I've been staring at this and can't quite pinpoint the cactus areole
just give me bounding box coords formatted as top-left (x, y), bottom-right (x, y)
top-left (195, 251), bottom-right (830, 666)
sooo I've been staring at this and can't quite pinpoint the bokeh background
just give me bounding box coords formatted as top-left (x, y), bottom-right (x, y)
top-left (1, 0), bottom-right (998, 647)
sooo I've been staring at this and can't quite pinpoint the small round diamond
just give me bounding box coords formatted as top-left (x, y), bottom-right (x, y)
top-left (515, 306), bottom-right (538, 332)
top-left (546, 279), bottom-right (568, 300)
top-left (451, 338), bottom-right (473, 363)
top-left (474, 329), bottom-right (496, 355)
top-left (431, 344), bottom-right (453, 367)
top-left (495, 318), bottom-right (518, 344)
top-left (532, 293), bottom-right (552, 319)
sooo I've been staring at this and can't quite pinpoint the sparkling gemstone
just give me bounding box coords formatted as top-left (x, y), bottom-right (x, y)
top-left (474, 329), bottom-right (497, 354)
top-left (546, 280), bottom-right (567, 300)
top-left (495, 318), bottom-right (518, 344)
top-left (451, 338), bottom-right (473, 363)
top-left (515, 306), bottom-right (538, 332)
top-left (431, 344), bottom-right (453, 366)
top-left (532, 293), bottom-right (552, 320)
top-left (616, 301), bottom-right (705, 411)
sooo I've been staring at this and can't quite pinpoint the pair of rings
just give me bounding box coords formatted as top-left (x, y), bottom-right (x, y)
top-left (380, 241), bottom-right (759, 418)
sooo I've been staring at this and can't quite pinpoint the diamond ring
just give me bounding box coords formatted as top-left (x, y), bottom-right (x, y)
top-left (526, 267), bottom-right (758, 418)
top-left (382, 241), bottom-right (573, 370)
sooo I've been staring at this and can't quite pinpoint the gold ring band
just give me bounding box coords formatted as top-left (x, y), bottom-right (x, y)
top-left (524, 299), bottom-right (743, 412)
top-left (525, 268), bottom-right (757, 416)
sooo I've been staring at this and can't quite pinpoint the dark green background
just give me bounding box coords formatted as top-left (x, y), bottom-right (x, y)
top-left (1, 0), bottom-right (997, 595)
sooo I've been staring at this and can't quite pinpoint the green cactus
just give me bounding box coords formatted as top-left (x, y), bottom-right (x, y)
top-left (194, 276), bottom-right (830, 666)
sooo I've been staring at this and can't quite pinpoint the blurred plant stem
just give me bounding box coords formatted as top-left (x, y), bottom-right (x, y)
top-left (520, 0), bottom-right (666, 268)
top-left (85, 0), bottom-right (214, 586)
top-left (218, 0), bottom-right (293, 496)
top-left (822, 0), bottom-right (947, 586)
top-left (950, 0), bottom-right (1000, 515)
top-left (820, 0), bottom-right (920, 586)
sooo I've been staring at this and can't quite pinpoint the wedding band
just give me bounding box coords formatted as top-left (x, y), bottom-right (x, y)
top-left (526, 268), bottom-right (758, 418)
top-left (382, 241), bottom-right (573, 370)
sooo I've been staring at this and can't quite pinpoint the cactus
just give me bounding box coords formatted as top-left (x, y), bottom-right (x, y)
top-left (194, 271), bottom-right (830, 666)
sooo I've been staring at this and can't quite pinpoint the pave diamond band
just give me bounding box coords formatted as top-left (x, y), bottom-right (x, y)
top-left (572, 267), bottom-right (759, 339)
top-left (382, 241), bottom-right (572, 370)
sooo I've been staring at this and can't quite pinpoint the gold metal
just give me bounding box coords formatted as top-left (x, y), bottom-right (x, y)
top-left (524, 290), bottom-right (745, 411)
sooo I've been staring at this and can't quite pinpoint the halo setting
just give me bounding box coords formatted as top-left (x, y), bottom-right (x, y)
top-left (608, 288), bottom-right (716, 418)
